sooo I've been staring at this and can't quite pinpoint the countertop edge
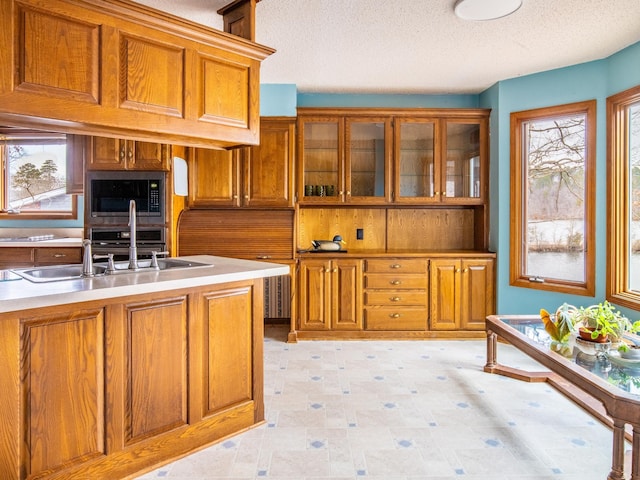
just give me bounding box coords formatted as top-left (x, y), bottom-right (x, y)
top-left (0, 255), bottom-right (289, 314)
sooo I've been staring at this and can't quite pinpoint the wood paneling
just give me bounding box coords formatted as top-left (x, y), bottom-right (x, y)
top-left (21, 309), bottom-right (105, 477)
top-left (125, 297), bottom-right (188, 444)
top-left (297, 208), bottom-right (386, 251)
top-left (203, 286), bottom-right (253, 414)
top-left (17, 5), bottom-right (100, 103)
top-left (386, 208), bottom-right (476, 250)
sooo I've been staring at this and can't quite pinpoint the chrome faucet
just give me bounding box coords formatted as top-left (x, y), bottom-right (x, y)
top-left (128, 199), bottom-right (138, 270)
top-left (82, 239), bottom-right (94, 276)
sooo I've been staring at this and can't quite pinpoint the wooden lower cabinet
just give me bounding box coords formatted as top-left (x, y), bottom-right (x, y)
top-left (298, 258), bottom-right (362, 330)
top-left (1, 279), bottom-right (263, 480)
top-left (0, 247), bottom-right (82, 269)
top-left (430, 258), bottom-right (495, 331)
top-left (294, 255), bottom-right (494, 339)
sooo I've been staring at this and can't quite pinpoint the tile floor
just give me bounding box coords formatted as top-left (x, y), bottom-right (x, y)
top-left (135, 325), bottom-right (629, 480)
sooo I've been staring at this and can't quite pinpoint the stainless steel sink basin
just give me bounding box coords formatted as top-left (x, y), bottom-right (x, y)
top-left (11, 258), bottom-right (213, 283)
top-left (12, 264), bottom-right (109, 282)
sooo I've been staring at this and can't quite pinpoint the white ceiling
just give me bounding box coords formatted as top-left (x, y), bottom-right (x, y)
top-left (134, 0), bottom-right (640, 94)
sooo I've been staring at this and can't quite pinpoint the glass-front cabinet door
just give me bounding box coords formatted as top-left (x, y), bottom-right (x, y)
top-left (298, 117), bottom-right (344, 203)
top-left (345, 117), bottom-right (391, 203)
top-left (394, 117), bottom-right (486, 204)
top-left (442, 119), bottom-right (485, 203)
top-left (394, 119), bottom-right (438, 203)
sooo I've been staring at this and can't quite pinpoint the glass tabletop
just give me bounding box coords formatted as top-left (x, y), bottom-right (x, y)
top-left (501, 317), bottom-right (640, 396)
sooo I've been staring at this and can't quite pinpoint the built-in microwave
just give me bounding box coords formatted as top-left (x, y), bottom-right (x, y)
top-left (87, 171), bottom-right (165, 226)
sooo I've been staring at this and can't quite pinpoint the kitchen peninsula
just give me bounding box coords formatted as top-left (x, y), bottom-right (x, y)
top-left (0, 255), bottom-right (288, 480)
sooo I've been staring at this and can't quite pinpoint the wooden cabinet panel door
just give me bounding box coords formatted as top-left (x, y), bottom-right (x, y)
top-left (21, 309), bottom-right (105, 477)
top-left (203, 286), bottom-right (253, 414)
top-left (188, 148), bottom-right (240, 207)
top-left (125, 297), bottom-right (188, 444)
top-left (460, 259), bottom-right (495, 330)
top-left (298, 260), bottom-right (331, 330)
top-left (429, 259), bottom-right (460, 330)
top-left (243, 119), bottom-right (295, 207)
top-left (88, 137), bottom-right (125, 170)
top-left (128, 141), bottom-right (169, 171)
top-left (331, 260), bottom-right (363, 330)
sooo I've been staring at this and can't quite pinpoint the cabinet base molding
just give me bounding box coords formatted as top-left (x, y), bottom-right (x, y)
top-left (288, 329), bottom-right (486, 342)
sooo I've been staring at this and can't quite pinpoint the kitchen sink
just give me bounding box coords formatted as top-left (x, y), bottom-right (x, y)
top-left (11, 258), bottom-right (213, 283)
top-left (12, 264), bottom-right (109, 282)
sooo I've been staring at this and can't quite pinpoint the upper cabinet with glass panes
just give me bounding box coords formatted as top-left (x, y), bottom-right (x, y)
top-left (297, 109), bottom-right (489, 206)
top-left (394, 117), bottom-right (487, 204)
top-left (297, 115), bottom-right (391, 204)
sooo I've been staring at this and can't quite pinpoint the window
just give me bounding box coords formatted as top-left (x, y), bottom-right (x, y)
top-left (607, 85), bottom-right (640, 309)
top-left (0, 130), bottom-right (77, 219)
top-left (510, 101), bottom-right (596, 296)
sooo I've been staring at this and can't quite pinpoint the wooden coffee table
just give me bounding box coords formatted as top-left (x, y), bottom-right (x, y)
top-left (485, 315), bottom-right (640, 480)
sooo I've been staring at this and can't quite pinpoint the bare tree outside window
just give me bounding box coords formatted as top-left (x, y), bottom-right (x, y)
top-left (524, 114), bottom-right (587, 282)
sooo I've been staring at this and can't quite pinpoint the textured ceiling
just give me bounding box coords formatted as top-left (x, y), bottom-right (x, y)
top-left (134, 0), bottom-right (640, 94)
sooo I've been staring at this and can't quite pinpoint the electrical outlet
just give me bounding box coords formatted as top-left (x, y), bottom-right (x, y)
top-left (356, 228), bottom-right (364, 240)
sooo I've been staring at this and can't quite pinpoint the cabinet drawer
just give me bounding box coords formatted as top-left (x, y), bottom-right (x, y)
top-left (364, 259), bottom-right (428, 274)
top-left (0, 247), bottom-right (34, 268)
top-left (35, 248), bottom-right (82, 265)
top-left (364, 274), bottom-right (428, 289)
top-left (364, 291), bottom-right (426, 307)
top-left (364, 308), bottom-right (428, 331)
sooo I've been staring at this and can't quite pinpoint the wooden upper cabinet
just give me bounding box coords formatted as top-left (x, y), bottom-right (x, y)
top-left (298, 114), bottom-right (391, 205)
top-left (87, 137), bottom-right (170, 171)
top-left (243, 118), bottom-right (295, 208)
top-left (188, 118), bottom-right (295, 208)
top-left (0, 0), bottom-right (274, 149)
top-left (394, 116), bottom-right (488, 205)
top-left (298, 108), bottom-right (488, 206)
top-left (188, 148), bottom-right (240, 207)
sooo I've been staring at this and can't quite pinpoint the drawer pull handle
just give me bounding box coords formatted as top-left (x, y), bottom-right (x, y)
top-left (53, 254), bottom-right (66, 258)
top-left (390, 280), bottom-right (401, 285)
top-left (390, 264), bottom-right (401, 269)
top-left (390, 297), bottom-right (401, 302)
top-left (389, 313), bottom-right (401, 318)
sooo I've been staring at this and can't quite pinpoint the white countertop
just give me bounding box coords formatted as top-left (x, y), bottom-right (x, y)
top-left (0, 255), bottom-right (289, 314)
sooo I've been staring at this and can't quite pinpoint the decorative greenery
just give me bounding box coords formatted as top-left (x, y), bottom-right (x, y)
top-left (543, 301), bottom-right (640, 343)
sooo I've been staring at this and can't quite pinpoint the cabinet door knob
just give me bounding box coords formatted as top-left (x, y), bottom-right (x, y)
top-left (390, 264), bottom-right (401, 269)
top-left (333, 268), bottom-right (338, 273)
top-left (127, 149), bottom-right (133, 159)
top-left (390, 280), bottom-right (401, 285)
top-left (389, 313), bottom-right (401, 318)
top-left (232, 194), bottom-right (238, 199)
top-left (456, 268), bottom-right (461, 273)
top-left (390, 297), bottom-right (401, 302)
top-left (463, 268), bottom-right (468, 273)
top-left (119, 147), bottom-right (125, 160)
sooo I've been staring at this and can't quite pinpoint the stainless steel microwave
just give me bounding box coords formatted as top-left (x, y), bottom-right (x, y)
top-left (87, 171), bottom-right (165, 225)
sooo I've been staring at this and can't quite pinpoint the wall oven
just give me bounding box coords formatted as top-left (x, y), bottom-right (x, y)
top-left (90, 226), bottom-right (166, 262)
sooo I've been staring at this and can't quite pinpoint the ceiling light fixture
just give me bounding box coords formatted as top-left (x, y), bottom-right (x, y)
top-left (454, 0), bottom-right (522, 21)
